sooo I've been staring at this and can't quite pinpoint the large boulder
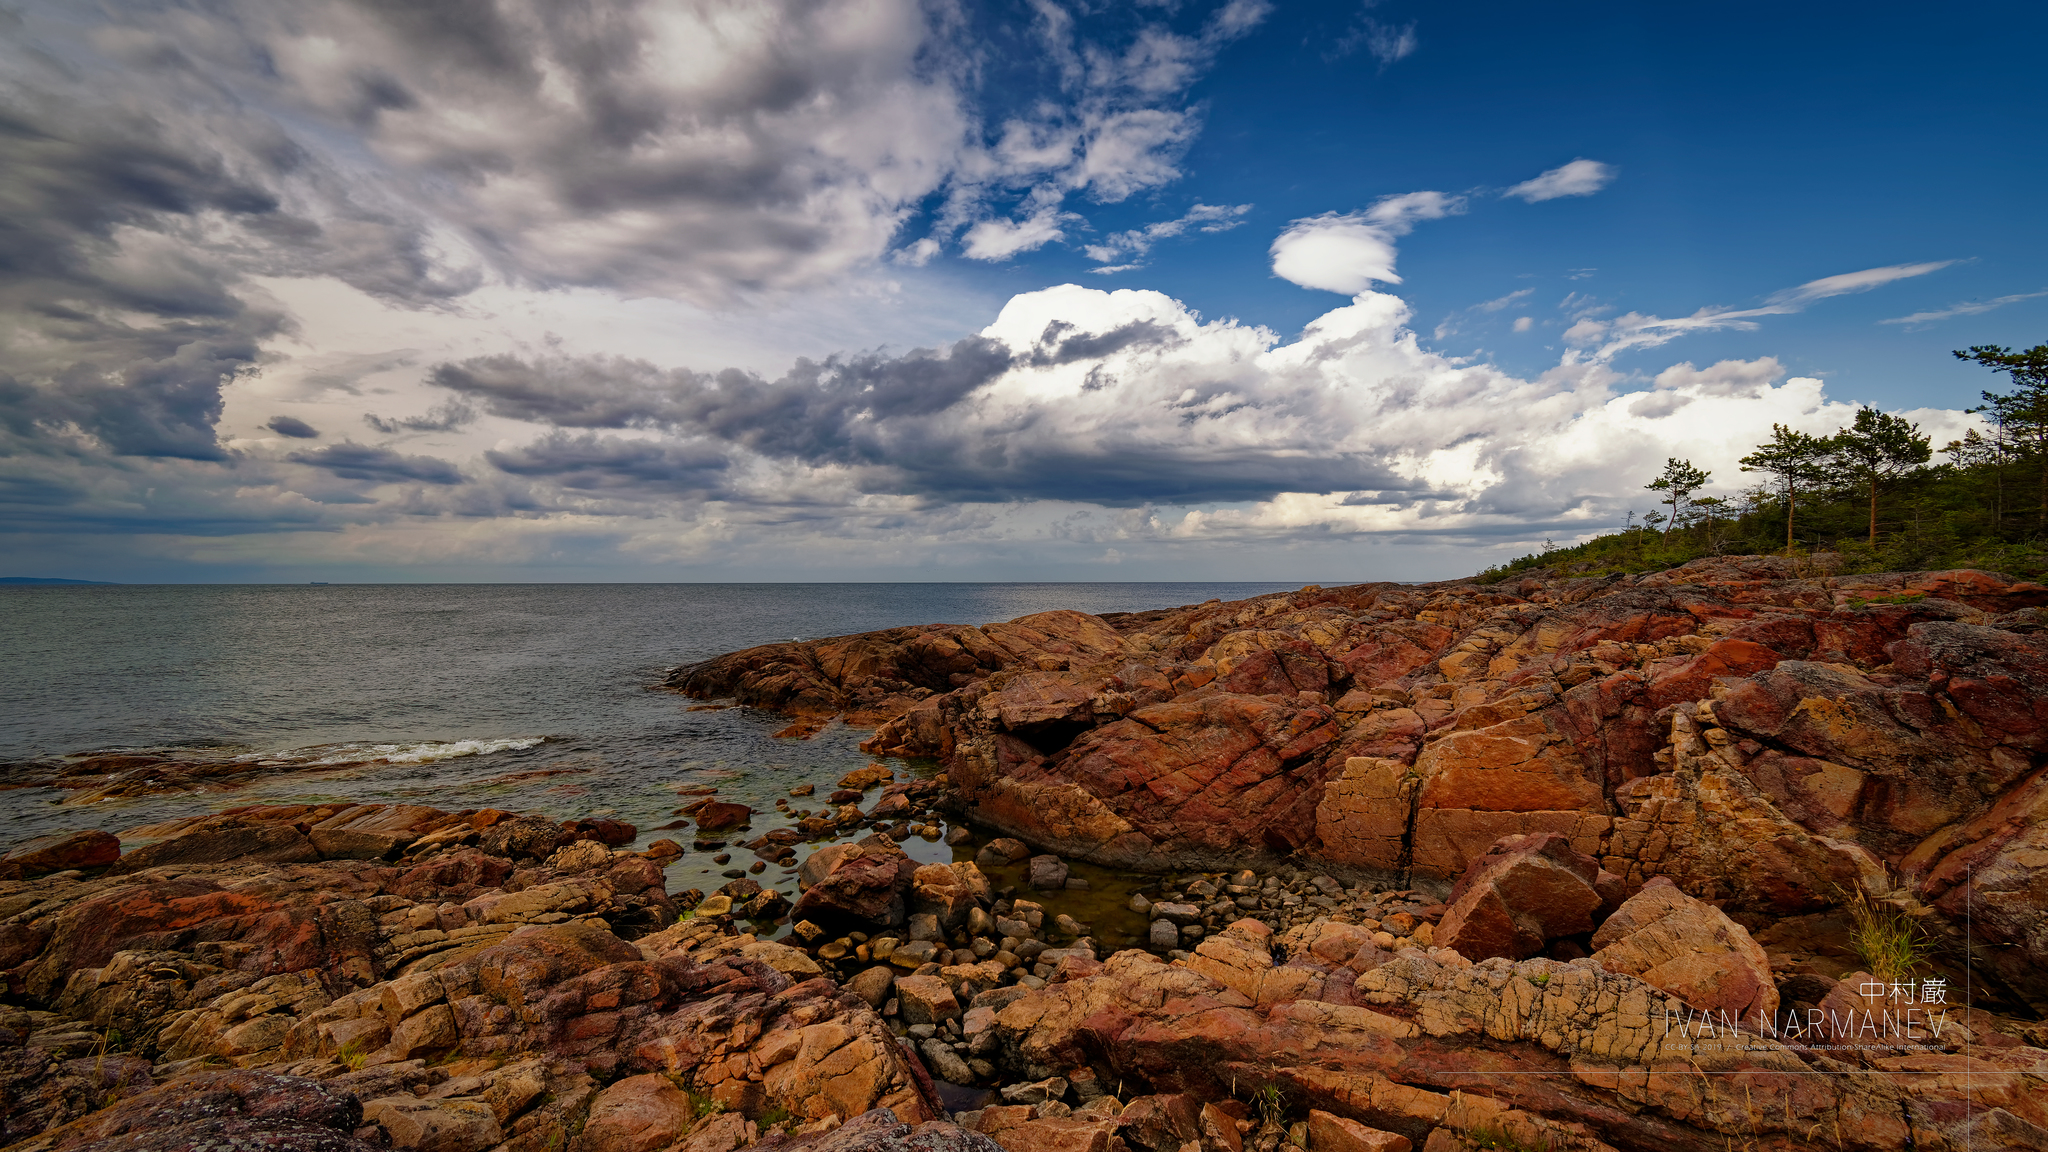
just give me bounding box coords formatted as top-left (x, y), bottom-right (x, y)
top-left (1590, 877), bottom-right (1779, 1026)
top-left (792, 839), bottom-right (917, 927)
top-left (694, 803), bottom-right (754, 833)
top-left (1435, 833), bottom-right (1603, 961)
top-left (571, 1074), bottom-right (696, 1152)
top-left (478, 815), bottom-right (568, 860)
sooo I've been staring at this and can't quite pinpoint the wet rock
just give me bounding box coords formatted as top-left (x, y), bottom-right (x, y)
top-left (841, 764), bottom-right (894, 790)
top-left (1435, 832), bottom-right (1602, 961)
top-left (1147, 920), bottom-right (1179, 948)
top-left (1026, 856), bottom-right (1068, 890)
top-left (694, 803), bottom-right (755, 833)
top-left (974, 839), bottom-right (1030, 868)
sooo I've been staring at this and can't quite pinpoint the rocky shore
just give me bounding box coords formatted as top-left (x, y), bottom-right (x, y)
top-left (3, 557), bottom-right (2046, 1152)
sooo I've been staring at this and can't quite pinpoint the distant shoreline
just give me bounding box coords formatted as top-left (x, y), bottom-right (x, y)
top-left (0, 577), bottom-right (118, 586)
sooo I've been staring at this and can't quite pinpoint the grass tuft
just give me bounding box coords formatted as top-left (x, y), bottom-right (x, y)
top-left (1251, 1082), bottom-right (1286, 1131)
top-left (338, 1037), bottom-right (371, 1071)
top-left (1847, 889), bottom-right (1927, 987)
top-left (1465, 1125), bottom-right (1552, 1152)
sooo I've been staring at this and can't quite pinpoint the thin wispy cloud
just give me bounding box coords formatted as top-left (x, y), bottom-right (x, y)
top-left (1564, 261), bottom-right (1958, 360)
top-left (1084, 202), bottom-right (1253, 268)
top-left (1505, 159), bottom-right (1616, 202)
top-left (1880, 289), bottom-right (2048, 329)
top-left (1434, 288), bottom-right (1533, 339)
top-left (1327, 4), bottom-right (1419, 69)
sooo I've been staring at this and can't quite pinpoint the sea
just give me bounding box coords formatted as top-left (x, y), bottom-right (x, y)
top-left (0, 582), bottom-right (1306, 941)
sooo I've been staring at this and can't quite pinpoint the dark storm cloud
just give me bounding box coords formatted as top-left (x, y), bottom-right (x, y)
top-left (485, 433), bottom-right (730, 495)
top-left (0, 92), bottom-right (289, 461)
top-left (435, 335), bottom-right (1014, 456)
top-left (1025, 319), bottom-right (1183, 367)
top-left (287, 443), bottom-right (466, 485)
top-left (0, 20), bottom-right (478, 488)
top-left (265, 415), bottom-right (320, 438)
top-left (434, 333), bottom-right (1411, 506)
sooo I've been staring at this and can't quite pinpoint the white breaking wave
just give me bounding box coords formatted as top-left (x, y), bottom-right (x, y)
top-left (266, 736), bottom-right (548, 767)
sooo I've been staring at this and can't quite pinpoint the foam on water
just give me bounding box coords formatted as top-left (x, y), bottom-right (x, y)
top-left (294, 736), bottom-right (550, 767)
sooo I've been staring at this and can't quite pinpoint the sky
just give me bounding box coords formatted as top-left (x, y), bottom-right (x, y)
top-left (2, 0), bottom-right (2043, 584)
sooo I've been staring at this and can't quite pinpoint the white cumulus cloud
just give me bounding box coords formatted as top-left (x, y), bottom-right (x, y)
top-left (1270, 191), bottom-right (1464, 294)
top-left (962, 211), bottom-right (1076, 261)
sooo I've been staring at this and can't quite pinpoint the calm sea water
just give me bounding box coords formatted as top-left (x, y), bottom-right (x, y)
top-left (0, 583), bottom-right (1304, 913)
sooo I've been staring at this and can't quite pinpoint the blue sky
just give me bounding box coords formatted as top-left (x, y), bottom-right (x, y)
top-left (944, 0), bottom-right (2046, 408)
top-left (0, 0), bottom-right (2041, 582)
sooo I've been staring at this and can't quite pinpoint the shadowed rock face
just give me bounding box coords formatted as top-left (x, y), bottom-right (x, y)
top-left (674, 558), bottom-right (2048, 999)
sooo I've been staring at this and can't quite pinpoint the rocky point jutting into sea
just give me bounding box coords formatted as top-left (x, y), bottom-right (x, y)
top-left (2, 555), bottom-right (2046, 1152)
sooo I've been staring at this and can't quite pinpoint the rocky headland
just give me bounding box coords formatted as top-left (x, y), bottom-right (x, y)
top-left (3, 556), bottom-right (2046, 1152)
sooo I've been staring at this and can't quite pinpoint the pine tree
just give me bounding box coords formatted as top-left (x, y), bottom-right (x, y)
top-left (1830, 407), bottom-right (1931, 545)
top-left (1740, 425), bottom-right (1830, 552)
top-left (1644, 458), bottom-right (1710, 541)
top-left (1954, 343), bottom-right (2048, 529)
